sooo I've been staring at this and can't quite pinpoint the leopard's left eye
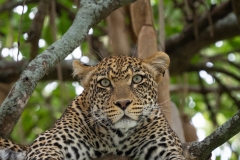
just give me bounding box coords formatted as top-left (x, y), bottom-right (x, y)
top-left (100, 78), bottom-right (111, 87)
top-left (132, 75), bottom-right (143, 84)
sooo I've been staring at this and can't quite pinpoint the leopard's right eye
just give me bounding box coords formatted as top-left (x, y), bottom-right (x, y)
top-left (132, 75), bottom-right (143, 84)
top-left (99, 78), bottom-right (111, 87)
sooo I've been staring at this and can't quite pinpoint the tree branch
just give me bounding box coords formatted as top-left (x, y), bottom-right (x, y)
top-left (187, 110), bottom-right (240, 160)
top-left (232, 0), bottom-right (240, 26)
top-left (56, 2), bottom-right (76, 21)
top-left (0, 60), bottom-right (76, 83)
top-left (188, 64), bottom-right (240, 82)
top-left (212, 75), bottom-right (240, 109)
top-left (166, 14), bottom-right (240, 75)
top-left (26, 0), bottom-right (51, 60)
top-left (0, 60), bottom-right (28, 83)
top-left (170, 85), bottom-right (240, 94)
top-left (198, 75), bottom-right (218, 127)
top-left (167, 12), bottom-right (240, 75)
top-left (0, 0), bottom-right (136, 138)
top-left (166, 0), bottom-right (232, 50)
top-left (207, 56), bottom-right (240, 70)
top-left (0, 0), bottom-right (39, 14)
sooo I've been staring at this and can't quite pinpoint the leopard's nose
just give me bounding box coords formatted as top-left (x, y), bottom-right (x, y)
top-left (114, 100), bottom-right (132, 110)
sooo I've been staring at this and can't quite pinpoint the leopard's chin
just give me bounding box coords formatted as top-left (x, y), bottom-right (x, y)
top-left (113, 116), bottom-right (137, 131)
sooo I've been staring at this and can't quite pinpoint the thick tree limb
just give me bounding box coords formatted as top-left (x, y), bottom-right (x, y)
top-left (0, 0), bottom-right (136, 138)
top-left (187, 110), bottom-right (240, 160)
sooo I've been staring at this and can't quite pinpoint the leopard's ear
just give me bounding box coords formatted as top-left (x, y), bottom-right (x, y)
top-left (142, 52), bottom-right (170, 83)
top-left (72, 60), bottom-right (95, 88)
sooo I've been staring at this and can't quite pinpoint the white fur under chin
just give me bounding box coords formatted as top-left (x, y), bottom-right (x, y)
top-left (0, 149), bottom-right (26, 160)
top-left (114, 118), bottom-right (137, 132)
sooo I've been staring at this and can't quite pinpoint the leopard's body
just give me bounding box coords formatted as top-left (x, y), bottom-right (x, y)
top-left (0, 52), bottom-right (185, 160)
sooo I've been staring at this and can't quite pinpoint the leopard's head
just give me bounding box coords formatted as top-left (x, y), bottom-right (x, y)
top-left (73, 52), bottom-right (169, 131)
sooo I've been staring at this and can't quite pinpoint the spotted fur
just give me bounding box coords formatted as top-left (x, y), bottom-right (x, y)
top-left (0, 52), bottom-right (185, 160)
top-left (0, 139), bottom-right (27, 160)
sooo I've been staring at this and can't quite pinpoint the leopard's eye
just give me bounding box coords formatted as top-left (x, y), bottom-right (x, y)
top-left (100, 78), bottom-right (111, 87)
top-left (132, 75), bottom-right (143, 84)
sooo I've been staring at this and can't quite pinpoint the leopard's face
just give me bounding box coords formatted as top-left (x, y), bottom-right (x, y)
top-left (73, 52), bottom-right (170, 131)
top-left (88, 56), bottom-right (159, 130)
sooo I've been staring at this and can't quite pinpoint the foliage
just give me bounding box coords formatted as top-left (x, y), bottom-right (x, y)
top-left (0, 0), bottom-right (239, 159)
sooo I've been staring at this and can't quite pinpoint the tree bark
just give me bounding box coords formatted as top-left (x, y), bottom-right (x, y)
top-left (167, 13), bottom-right (240, 75)
top-left (185, 110), bottom-right (240, 160)
top-left (0, 0), bottom-right (137, 138)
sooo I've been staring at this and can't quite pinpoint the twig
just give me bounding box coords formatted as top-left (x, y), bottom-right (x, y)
top-left (55, 1), bottom-right (76, 21)
top-left (199, 0), bottom-right (214, 37)
top-left (189, 65), bottom-right (240, 82)
top-left (212, 75), bottom-right (240, 109)
top-left (198, 74), bottom-right (218, 127)
top-left (166, 0), bottom-right (232, 50)
top-left (209, 58), bottom-right (240, 70)
top-left (158, 0), bottom-right (165, 51)
top-left (0, 0), bottom-right (39, 14)
top-left (167, 13), bottom-right (240, 75)
top-left (232, 0), bottom-right (240, 26)
top-left (17, 0), bottom-right (26, 61)
top-left (26, 0), bottom-right (51, 60)
top-left (170, 85), bottom-right (240, 94)
top-left (187, 0), bottom-right (199, 39)
top-left (204, 49), bottom-right (240, 60)
top-left (50, 0), bottom-right (65, 108)
top-left (172, 0), bottom-right (189, 22)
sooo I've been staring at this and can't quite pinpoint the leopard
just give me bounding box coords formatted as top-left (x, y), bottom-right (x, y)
top-left (0, 52), bottom-right (185, 160)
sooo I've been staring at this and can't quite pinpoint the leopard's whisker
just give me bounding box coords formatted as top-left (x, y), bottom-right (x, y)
top-left (139, 44), bottom-right (148, 56)
top-left (132, 45), bottom-right (137, 57)
top-left (157, 96), bottom-right (173, 106)
top-left (160, 108), bottom-right (172, 113)
top-left (84, 48), bottom-right (101, 63)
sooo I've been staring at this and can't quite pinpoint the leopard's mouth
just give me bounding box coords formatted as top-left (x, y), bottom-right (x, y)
top-left (113, 115), bottom-right (137, 130)
top-left (121, 115), bottom-right (132, 121)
